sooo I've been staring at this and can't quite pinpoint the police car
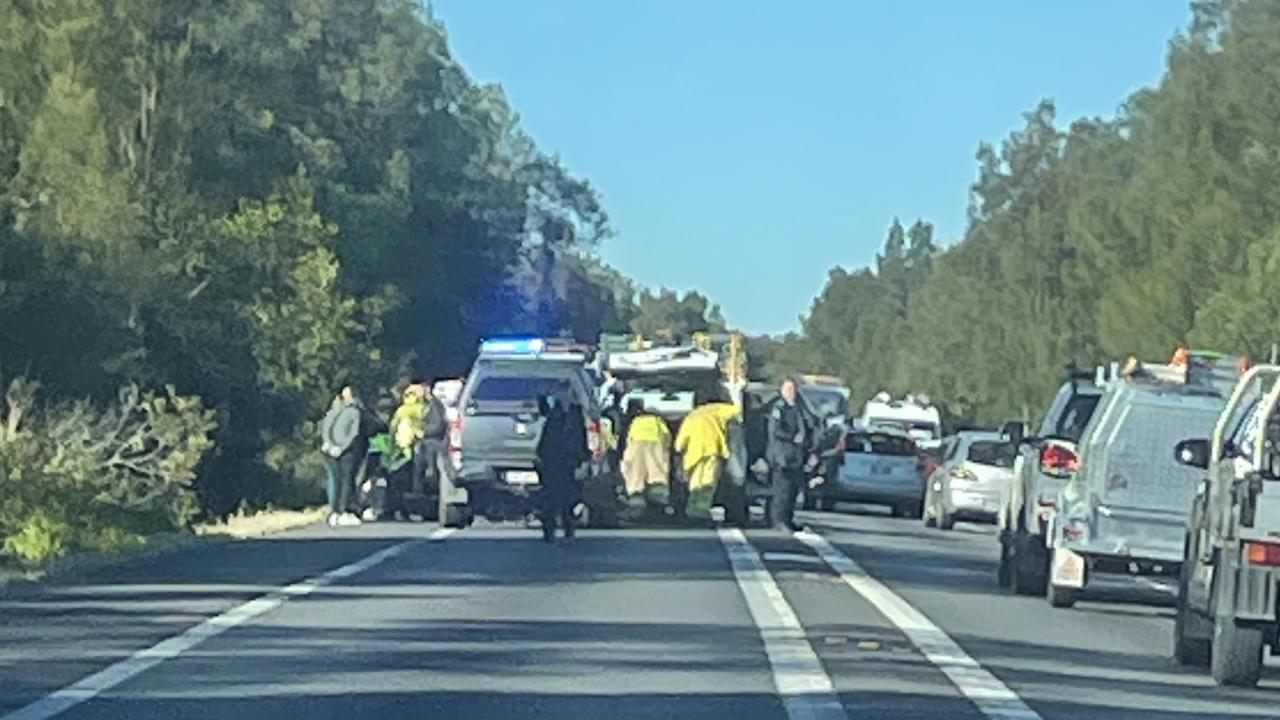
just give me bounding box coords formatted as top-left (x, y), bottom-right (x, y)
top-left (447, 337), bottom-right (604, 527)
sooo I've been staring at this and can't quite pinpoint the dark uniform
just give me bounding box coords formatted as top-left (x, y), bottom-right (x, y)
top-left (767, 398), bottom-right (814, 530)
top-left (535, 395), bottom-right (588, 542)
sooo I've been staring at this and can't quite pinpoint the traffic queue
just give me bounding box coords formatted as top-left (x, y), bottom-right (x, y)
top-left (321, 335), bottom-right (1280, 689)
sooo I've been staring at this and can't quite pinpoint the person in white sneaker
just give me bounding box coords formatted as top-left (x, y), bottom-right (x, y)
top-left (325, 385), bottom-right (369, 527)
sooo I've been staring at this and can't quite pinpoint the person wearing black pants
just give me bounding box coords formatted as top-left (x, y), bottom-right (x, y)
top-left (767, 378), bottom-right (815, 532)
top-left (534, 393), bottom-right (587, 542)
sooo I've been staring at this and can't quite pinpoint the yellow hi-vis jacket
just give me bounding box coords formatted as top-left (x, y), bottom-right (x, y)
top-left (627, 414), bottom-right (671, 447)
top-left (675, 403), bottom-right (740, 470)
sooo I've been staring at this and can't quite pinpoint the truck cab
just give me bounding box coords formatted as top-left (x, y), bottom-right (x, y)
top-left (1173, 361), bottom-right (1280, 687)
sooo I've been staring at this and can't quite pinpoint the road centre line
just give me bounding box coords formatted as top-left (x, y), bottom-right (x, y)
top-left (2, 528), bottom-right (455, 720)
top-left (718, 527), bottom-right (846, 720)
top-left (797, 530), bottom-right (1041, 720)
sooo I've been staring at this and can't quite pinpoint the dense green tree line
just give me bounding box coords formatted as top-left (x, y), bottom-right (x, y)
top-left (777, 0), bottom-right (1280, 427)
top-left (0, 0), bottom-right (660, 560)
top-left (0, 0), bottom-right (737, 561)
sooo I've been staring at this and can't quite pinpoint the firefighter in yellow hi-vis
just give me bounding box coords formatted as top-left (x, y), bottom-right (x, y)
top-left (675, 398), bottom-right (740, 521)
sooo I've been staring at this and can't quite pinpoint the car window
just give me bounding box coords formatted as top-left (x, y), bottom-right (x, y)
top-left (469, 375), bottom-right (574, 405)
top-left (847, 432), bottom-right (915, 457)
top-left (1053, 394), bottom-right (1101, 442)
top-left (802, 387), bottom-right (848, 418)
top-left (943, 438), bottom-right (962, 461)
top-left (966, 440), bottom-right (1017, 468)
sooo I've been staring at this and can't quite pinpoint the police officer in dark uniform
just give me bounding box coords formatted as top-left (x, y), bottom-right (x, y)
top-left (767, 377), bottom-right (815, 531)
top-left (535, 391), bottom-right (588, 542)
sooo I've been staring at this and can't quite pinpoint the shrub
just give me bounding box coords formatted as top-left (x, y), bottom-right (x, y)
top-left (0, 378), bottom-right (216, 565)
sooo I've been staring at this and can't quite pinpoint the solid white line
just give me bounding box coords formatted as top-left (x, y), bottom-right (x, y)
top-left (3, 528), bottom-right (455, 720)
top-left (718, 527), bottom-right (846, 720)
top-left (797, 530), bottom-right (1041, 720)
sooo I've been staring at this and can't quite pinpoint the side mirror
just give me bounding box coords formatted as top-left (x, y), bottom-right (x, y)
top-left (1175, 438), bottom-right (1211, 470)
top-left (1001, 421), bottom-right (1026, 447)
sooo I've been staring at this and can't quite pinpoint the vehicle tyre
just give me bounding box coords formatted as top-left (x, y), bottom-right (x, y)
top-left (820, 497), bottom-right (837, 512)
top-left (997, 532), bottom-right (1012, 589)
top-left (1211, 616), bottom-right (1264, 687)
top-left (909, 501), bottom-right (924, 520)
top-left (1174, 535), bottom-right (1211, 667)
top-left (1209, 568), bottom-right (1265, 686)
top-left (939, 510), bottom-right (955, 531)
top-left (443, 503), bottom-right (470, 529)
top-left (1011, 531), bottom-right (1048, 596)
top-left (1046, 582), bottom-right (1076, 609)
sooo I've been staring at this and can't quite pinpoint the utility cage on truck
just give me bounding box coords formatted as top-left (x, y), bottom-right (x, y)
top-left (1046, 351), bottom-right (1243, 608)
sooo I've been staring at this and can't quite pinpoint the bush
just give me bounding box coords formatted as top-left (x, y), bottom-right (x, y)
top-left (0, 378), bottom-right (216, 565)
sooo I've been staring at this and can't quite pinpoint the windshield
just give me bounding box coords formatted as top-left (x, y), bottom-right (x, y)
top-left (847, 432), bottom-right (917, 457)
top-left (966, 440), bottom-right (1017, 468)
top-left (803, 387), bottom-right (849, 418)
top-left (470, 375), bottom-right (574, 405)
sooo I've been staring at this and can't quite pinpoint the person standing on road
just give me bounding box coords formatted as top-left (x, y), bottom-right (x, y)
top-left (320, 394), bottom-right (344, 526)
top-left (767, 378), bottom-right (815, 532)
top-left (535, 392), bottom-right (587, 542)
top-left (418, 378), bottom-right (454, 493)
top-left (326, 385), bottom-right (369, 527)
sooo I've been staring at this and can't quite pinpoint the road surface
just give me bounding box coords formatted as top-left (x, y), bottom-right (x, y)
top-left (2, 508), bottom-right (1278, 719)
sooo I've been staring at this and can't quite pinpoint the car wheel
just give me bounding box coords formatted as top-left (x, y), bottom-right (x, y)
top-left (443, 503), bottom-right (470, 529)
top-left (939, 509), bottom-right (955, 531)
top-left (820, 497), bottom-right (837, 512)
top-left (1174, 534), bottom-right (1211, 667)
top-left (997, 532), bottom-right (1012, 588)
top-left (1012, 530), bottom-right (1047, 596)
top-left (1047, 581), bottom-right (1076, 608)
top-left (1210, 571), bottom-right (1264, 686)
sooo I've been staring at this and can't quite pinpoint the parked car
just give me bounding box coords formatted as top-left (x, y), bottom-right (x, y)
top-left (924, 431), bottom-right (1017, 530)
top-left (997, 368), bottom-right (1104, 595)
top-left (821, 425), bottom-right (922, 517)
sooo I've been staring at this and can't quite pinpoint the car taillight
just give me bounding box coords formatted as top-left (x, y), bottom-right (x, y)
top-left (1039, 444), bottom-right (1078, 477)
top-left (1246, 542), bottom-right (1280, 566)
top-left (448, 417), bottom-right (463, 470)
top-left (587, 419), bottom-right (604, 459)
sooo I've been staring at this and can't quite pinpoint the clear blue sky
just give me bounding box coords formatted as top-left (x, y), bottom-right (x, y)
top-left (429, 0), bottom-right (1191, 335)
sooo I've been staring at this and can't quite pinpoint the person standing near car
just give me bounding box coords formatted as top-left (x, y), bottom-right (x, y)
top-left (326, 385), bottom-right (369, 527)
top-left (320, 394), bottom-right (344, 526)
top-left (535, 391), bottom-right (587, 542)
top-left (768, 378), bottom-right (815, 532)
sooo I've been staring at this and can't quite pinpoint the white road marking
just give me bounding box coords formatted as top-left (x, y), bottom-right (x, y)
top-left (3, 528), bottom-right (454, 720)
top-left (718, 527), bottom-right (846, 720)
top-left (797, 530), bottom-right (1041, 720)
top-left (761, 551), bottom-right (827, 566)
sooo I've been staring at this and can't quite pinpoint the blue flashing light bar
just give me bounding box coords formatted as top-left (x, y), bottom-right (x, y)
top-left (480, 337), bottom-right (546, 355)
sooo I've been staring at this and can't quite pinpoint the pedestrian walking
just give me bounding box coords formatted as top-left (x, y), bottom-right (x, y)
top-left (534, 391), bottom-right (587, 542)
top-left (767, 378), bottom-right (816, 532)
top-left (325, 385), bottom-right (369, 527)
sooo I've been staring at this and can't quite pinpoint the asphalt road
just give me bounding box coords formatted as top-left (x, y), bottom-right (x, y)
top-left (2, 508), bottom-right (1279, 719)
